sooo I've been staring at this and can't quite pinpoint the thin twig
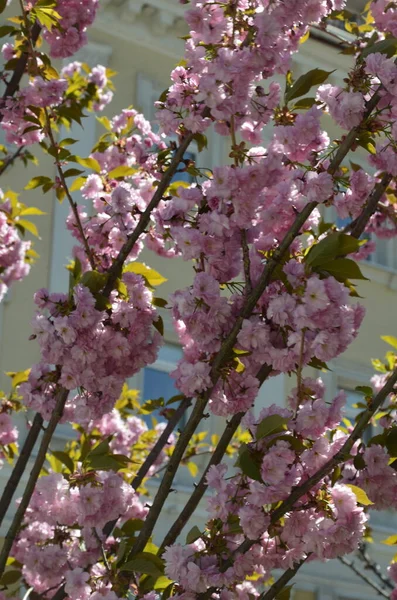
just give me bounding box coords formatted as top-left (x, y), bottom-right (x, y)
top-left (345, 173), bottom-right (394, 239)
top-left (92, 527), bottom-right (111, 573)
top-left (338, 556), bottom-right (389, 598)
top-left (241, 229), bottom-right (252, 294)
top-left (0, 388), bottom-right (69, 579)
top-left (358, 543), bottom-right (394, 591)
top-left (43, 108), bottom-right (96, 271)
top-left (102, 133), bottom-right (195, 297)
top-left (0, 146), bottom-right (25, 176)
top-left (159, 365), bottom-right (272, 551)
top-left (102, 397), bottom-right (192, 537)
top-left (228, 367), bottom-right (397, 566)
top-left (0, 22), bottom-right (41, 123)
top-left (0, 412), bottom-right (43, 528)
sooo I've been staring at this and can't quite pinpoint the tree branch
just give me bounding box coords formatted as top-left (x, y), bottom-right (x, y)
top-left (102, 133), bottom-right (195, 297)
top-left (0, 388), bottom-right (68, 578)
top-left (258, 558), bottom-right (308, 600)
top-left (102, 396), bottom-right (192, 537)
top-left (0, 146), bottom-right (25, 177)
top-left (357, 543), bottom-right (394, 591)
top-left (159, 365), bottom-right (272, 551)
top-left (0, 412), bottom-right (43, 529)
top-left (345, 173), bottom-right (393, 239)
top-left (44, 108), bottom-right (96, 271)
top-left (338, 556), bottom-right (389, 598)
top-left (232, 367), bottom-right (397, 562)
top-left (241, 229), bottom-right (252, 295)
top-left (0, 23), bottom-right (41, 123)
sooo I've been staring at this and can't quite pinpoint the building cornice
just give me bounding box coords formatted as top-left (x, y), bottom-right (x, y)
top-left (95, 0), bottom-right (188, 58)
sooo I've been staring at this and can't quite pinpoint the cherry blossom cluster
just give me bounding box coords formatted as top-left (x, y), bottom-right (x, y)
top-left (163, 383), bottom-right (367, 596)
top-left (20, 275), bottom-right (161, 423)
top-left (88, 408), bottom-right (176, 475)
top-left (12, 399), bottom-right (177, 599)
top-left (13, 471), bottom-right (145, 596)
top-left (0, 60), bottom-right (112, 147)
top-left (67, 108), bottom-right (166, 272)
top-left (155, 0), bottom-right (344, 139)
top-left (0, 195), bottom-right (31, 303)
top-left (35, 0), bottom-right (99, 58)
top-left (0, 405), bottom-right (18, 469)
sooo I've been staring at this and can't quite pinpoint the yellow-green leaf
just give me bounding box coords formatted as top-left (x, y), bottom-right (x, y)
top-left (17, 219), bottom-right (39, 237)
top-left (381, 336), bottom-right (397, 350)
top-left (187, 461), bottom-right (198, 477)
top-left (70, 176), bottom-right (87, 192)
top-left (346, 484), bottom-right (374, 506)
top-left (299, 30), bottom-right (310, 44)
top-left (20, 207), bottom-right (46, 216)
top-left (108, 165), bottom-right (137, 179)
top-left (123, 262), bottom-right (167, 287)
top-left (6, 368), bottom-right (30, 388)
top-left (76, 156), bottom-right (102, 173)
top-left (381, 534), bottom-right (397, 546)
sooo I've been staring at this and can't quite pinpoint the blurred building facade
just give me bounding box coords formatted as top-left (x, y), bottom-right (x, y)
top-left (1, 1), bottom-right (397, 597)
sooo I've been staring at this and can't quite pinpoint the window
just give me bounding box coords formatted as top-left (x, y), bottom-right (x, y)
top-left (135, 73), bottom-right (222, 184)
top-left (341, 388), bottom-right (373, 443)
top-left (140, 343), bottom-right (185, 427)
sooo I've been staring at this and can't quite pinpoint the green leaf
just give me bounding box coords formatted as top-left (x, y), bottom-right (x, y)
top-left (381, 534), bottom-right (397, 545)
top-left (122, 552), bottom-right (164, 577)
top-left (362, 38), bottom-right (397, 59)
top-left (63, 168), bottom-right (85, 178)
top-left (381, 336), bottom-right (397, 350)
top-left (256, 414), bottom-right (288, 440)
top-left (25, 176), bottom-right (53, 190)
top-left (187, 461), bottom-right (198, 477)
top-left (292, 97), bottom-right (317, 110)
top-left (154, 576), bottom-right (174, 591)
top-left (305, 233), bottom-right (360, 268)
top-left (0, 25), bottom-right (16, 36)
top-left (96, 116), bottom-right (112, 131)
top-left (6, 368), bottom-right (30, 388)
top-left (108, 165), bottom-right (137, 179)
top-left (70, 176), bottom-right (87, 192)
top-left (81, 270), bottom-right (108, 294)
top-left (192, 133), bottom-right (207, 152)
top-left (123, 262), bottom-right (167, 287)
top-left (152, 297), bottom-right (168, 308)
top-left (153, 315), bottom-right (164, 336)
top-left (33, 6), bottom-right (61, 30)
top-left (285, 69), bottom-right (334, 103)
top-left (307, 357), bottom-right (331, 371)
top-left (345, 484), bottom-right (374, 506)
top-left (236, 443), bottom-right (262, 481)
top-left (386, 428), bottom-right (397, 457)
top-left (0, 570), bottom-right (21, 586)
top-left (0, 0), bottom-right (8, 14)
top-left (75, 156), bottom-right (102, 172)
top-left (186, 525), bottom-right (202, 544)
top-left (355, 386), bottom-right (373, 396)
top-left (276, 585), bottom-right (294, 600)
top-left (234, 356), bottom-right (245, 373)
top-left (17, 219), bottom-right (39, 237)
top-left (315, 258), bottom-right (368, 282)
top-left (19, 207), bottom-right (46, 216)
top-left (51, 451), bottom-right (74, 473)
top-left (59, 138), bottom-right (79, 147)
top-left (120, 519), bottom-right (145, 536)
